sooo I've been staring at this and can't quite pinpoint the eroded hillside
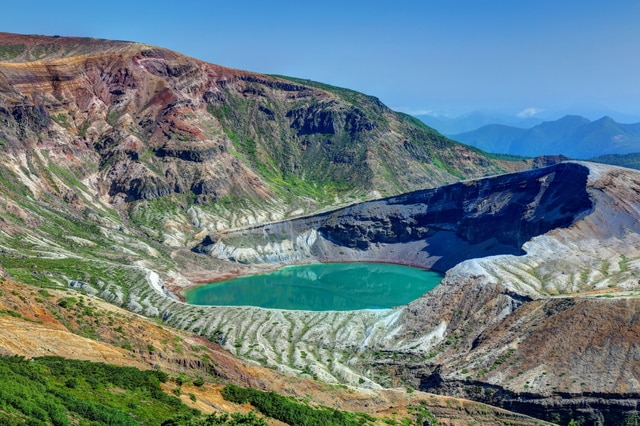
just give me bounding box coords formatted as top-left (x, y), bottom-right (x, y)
top-left (0, 278), bottom-right (553, 425)
top-left (0, 32), bottom-right (508, 241)
top-left (192, 162), bottom-right (640, 425)
top-left (1, 33), bottom-right (638, 426)
top-left (0, 33), bottom-right (518, 328)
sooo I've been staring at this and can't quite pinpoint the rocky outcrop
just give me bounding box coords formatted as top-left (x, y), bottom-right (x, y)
top-left (459, 297), bottom-right (640, 424)
top-left (376, 163), bottom-right (640, 424)
top-left (3, 33), bottom-right (640, 425)
top-left (197, 162), bottom-right (593, 271)
top-left (194, 162), bottom-right (640, 424)
top-left (286, 100), bottom-right (377, 136)
top-left (0, 32), bottom-right (508, 236)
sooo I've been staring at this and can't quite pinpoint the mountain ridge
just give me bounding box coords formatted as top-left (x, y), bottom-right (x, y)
top-left (0, 31), bottom-right (514, 240)
top-left (3, 32), bottom-right (638, 425)
top-left (414, 110), bottom-right (545, 135)
top-left (451, 114), bottom-right (640, 158)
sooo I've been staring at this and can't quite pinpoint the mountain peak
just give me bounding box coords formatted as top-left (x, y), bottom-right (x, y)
top-left (555, 114), bottom-right (591, 124)
top-left (452, 114), bottom-right (640, 158)
top-left (594, 115), bottom-right (616, 123)
top-left (0, 32), bottom-right (146, 62)
top-left (0, 32), bottom-right (505, 230)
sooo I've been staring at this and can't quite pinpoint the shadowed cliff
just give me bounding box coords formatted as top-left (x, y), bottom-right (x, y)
top-left (197, 162), bottom-right (593, 271)
top-left (192, 162), bottom-right (640, 424)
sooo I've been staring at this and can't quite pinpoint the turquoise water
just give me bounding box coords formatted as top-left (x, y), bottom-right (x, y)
top-left (184, 263), bottom-right (443, 311)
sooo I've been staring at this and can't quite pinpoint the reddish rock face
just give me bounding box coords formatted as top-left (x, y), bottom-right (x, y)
top-left (0, 32), bottom-right (508, 216)
top-left (9, 32), bottom-right (633, 425)
top-left (0, 33), bottom-right (268, 206)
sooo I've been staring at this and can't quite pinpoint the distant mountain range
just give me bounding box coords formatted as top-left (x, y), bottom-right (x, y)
top-left (448, 115), bottom-right (640, 159)
top-left (415, 111), bottom-right (544, 135)
top-left (415, 107), bottom-right (640, 136)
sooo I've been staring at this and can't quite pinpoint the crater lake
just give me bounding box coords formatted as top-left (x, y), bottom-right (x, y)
top-left (184, 263), bottom-right (443, 311)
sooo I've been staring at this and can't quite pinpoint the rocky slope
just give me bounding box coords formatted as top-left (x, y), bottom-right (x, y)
top-left (2, 32), bottom-right (638, 425)
top-left (0, 278), bottom-right (553, 425)
top-left (196, 162), bottom-right (592, 271)
top-left (0, 32), bottom-right (508, 242)
top-left (193, 161), bottom-right (640, 424)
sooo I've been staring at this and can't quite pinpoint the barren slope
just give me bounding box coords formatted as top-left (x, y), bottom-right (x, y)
top-left (0, 278), bottom-right (550, 425)
top-left (2, 32), bottom-right (636, 425)
top-left (192, 161), bottom-right (640, 424)
top-left (0, 32), bottom-right (508, 240)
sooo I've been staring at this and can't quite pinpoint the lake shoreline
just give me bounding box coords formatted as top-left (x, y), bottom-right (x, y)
top-left (182, 262), bottom-right (443, 311)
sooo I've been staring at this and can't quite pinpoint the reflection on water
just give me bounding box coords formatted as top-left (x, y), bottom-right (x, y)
top-left (184, 263), bottom-right (443, 311)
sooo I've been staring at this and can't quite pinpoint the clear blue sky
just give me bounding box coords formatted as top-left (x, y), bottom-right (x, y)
top-left (2, 0), bottom-right (640, 119)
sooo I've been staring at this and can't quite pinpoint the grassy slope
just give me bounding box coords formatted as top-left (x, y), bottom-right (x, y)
top-left (0, 355), bottom-right (191, 425)
top-left (0, 278), bottom-right (551, 425)
top-left (0, 34), bottom-right (556, 425)
top-left (590, 152), bottom-right (640, 170)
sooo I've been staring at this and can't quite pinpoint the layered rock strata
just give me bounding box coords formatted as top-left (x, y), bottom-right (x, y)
top-left (191, 162), bottom-right (640, 424)
top-left (195, 162), bottom-right (593, 273)
top-left (0, 32), bottom-right (507, 239)
top-left (2, 33), bottom-right (639, 424)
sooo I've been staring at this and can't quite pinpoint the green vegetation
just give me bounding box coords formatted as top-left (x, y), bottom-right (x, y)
top-left (0, 255), bottom-right (142, 291)
top-left (590, 152), bottom-right (640, 171)
top-left (221, 384), bottom-right (376, 425)
top-left (78, 121), bottom-right (90, 137)
top-left (107, 110), bottom-right (120, 126)
top-left (394, 112), bottom-right (435, 132)
top-left (129, 193), bottom-right (195, 237)
top-left (0, 164), bottom-right (32, 198)
top-left (483, 152), bottom-right (531, 162)
top-left (0, 309), bottom-right (29, 320)
top-left (619, 254), bottom-right (630, 272)
top-left (0, 355), bottom-right (304, 425)
top-left (38, 289), bottom-right (53, 298)
top-left (271, 75), bottom-right (381, 110)
top-left (206, 94), bottom-right (360, 204)
top-left (161, 411), bottom-right (268, 426)
top-left (51, 113), bottom-right (69, 127)
top-left (0, 44), bottom-right (26, 60)
top-left (0, 355), bottom-right (194, 425)
top-left (0, 348), bottom-right (397, 425)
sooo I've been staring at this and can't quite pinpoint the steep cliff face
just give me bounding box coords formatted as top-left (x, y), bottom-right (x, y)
top-left (197, 162), bottom-right (593, 271)
top-left (0, 35), bottom-right (270, 213)
top-left (0, 32), bottom-right (509, 244)
top-left (195, 162), bottom-right (640, 424)
top-left (4, 33), bottom-right (639, 425)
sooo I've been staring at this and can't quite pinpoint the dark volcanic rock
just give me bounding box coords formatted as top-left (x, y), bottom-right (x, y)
top-left (206, 162), bottom-right (592, 270)
top-left (155, 146), bottom-right (218, 162)
top-left (124, 176), bottom-right (175, 201)
top-left (317, 162), bottom-right (592, 270)
top-left (196, 162), bottom-right (640, 424)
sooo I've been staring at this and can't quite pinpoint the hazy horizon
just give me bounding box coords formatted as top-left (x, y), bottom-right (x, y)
top-left (412, 104), bottom-right (640, 124)
top-left (2, 0), bottom-right (639, 120)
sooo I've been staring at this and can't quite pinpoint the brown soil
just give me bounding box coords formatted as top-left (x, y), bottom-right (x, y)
top-left (0, 278), bottom-right (551, 425)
